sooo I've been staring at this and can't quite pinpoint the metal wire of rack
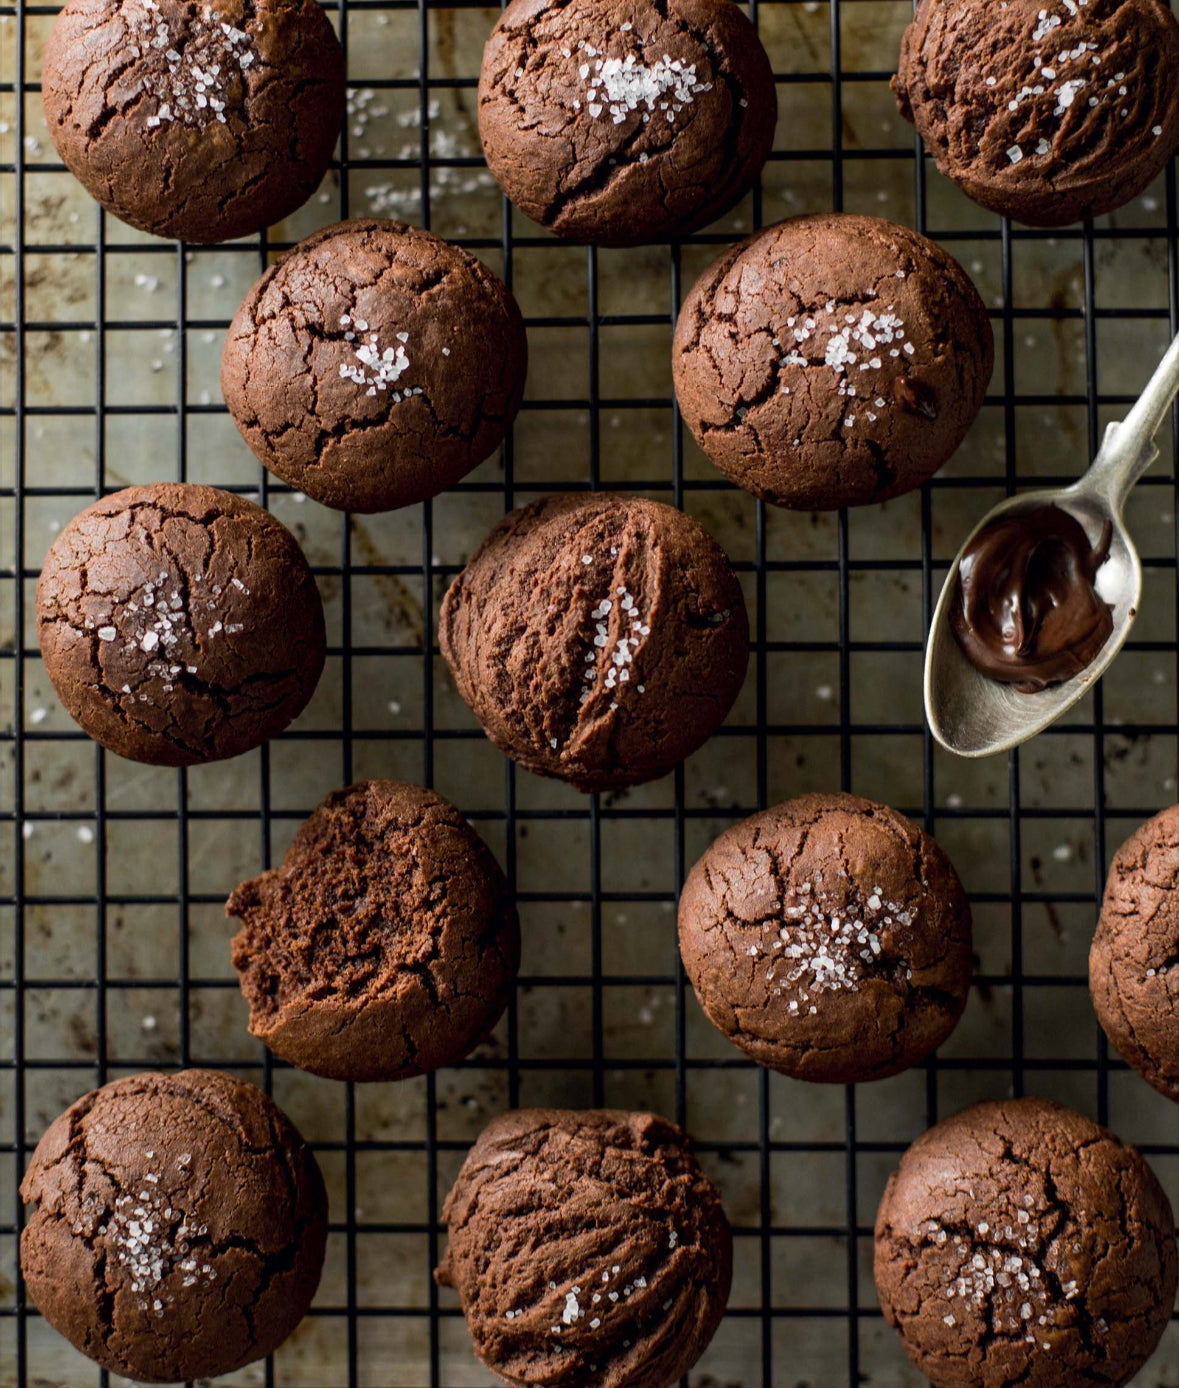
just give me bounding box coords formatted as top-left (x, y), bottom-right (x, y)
top-left (2, 0), bottom-right (1179, 1385)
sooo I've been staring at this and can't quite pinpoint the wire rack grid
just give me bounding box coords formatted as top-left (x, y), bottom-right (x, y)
top-left (2, 0), bottom-right (1179, 1385)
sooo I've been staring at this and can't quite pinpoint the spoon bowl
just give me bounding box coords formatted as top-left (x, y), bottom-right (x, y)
top-left (925, 330), bottom-right (1179, 759)
top-left (924, 474), bottom-right (1143, 758)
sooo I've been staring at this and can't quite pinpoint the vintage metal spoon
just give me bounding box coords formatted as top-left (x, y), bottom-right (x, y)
top-left (925, 330), bottom-right (1179, 758)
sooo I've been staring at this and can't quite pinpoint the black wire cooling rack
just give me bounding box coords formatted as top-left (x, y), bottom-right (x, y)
top-left (4, 0), bottom-right (1179, 1384)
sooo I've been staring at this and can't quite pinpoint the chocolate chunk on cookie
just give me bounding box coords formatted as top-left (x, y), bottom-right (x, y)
top-left (222, 219), bottom-right (528, 513)
top-left (678, 792), bottom-right (973, 1083)
top-left (439, 492), bottom-right (749, 793)
top-left (875, 1097), bottom-right (1177, 1388)
top-left (478, 0), bottom-right (777, 246)
top-left (437, 1108), bottom-right (732, 1388)
top-left (228, 780), bottom-right (520, 1082)
top-left (20, 1069), bottom-right (327, 1383)
top-left (672, 214), bottom-right (994, 510)
top-left (36, 483), bottom-right (325, 766)
top-left (893, 0), bottom-right (1179, 227)
top-left (1090, 803), bottom-right (1179, 1103)
top-left (41, 0), bottom-right (345, 243)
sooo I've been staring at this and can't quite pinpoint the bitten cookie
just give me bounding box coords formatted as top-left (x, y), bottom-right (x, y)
top-left (437, 1108), bottom-right (732, 1388)
top-left (672, 214), bottom-right (994, 509)
top-left (36, 483), bottom-right (325, 766)
top-left (678, 793), bottom-right (973, 1083)
top-left (478, 0), bottom-right (777, 246)
top-left (41, 0), bottom-right (345, 243)
top-left (439, 492), bottom-right (749, 792)
top-left (1090, 804), bottom-right (1179, 1103)
top-left (874, 1097), bottom-right (1177, 1388)
top-left (20, 1069), bottom-right (327, 1383)
top-left (222, 219), bottom-right (528, 513)
top-left (893, 0), bottom-right (1179, 227)
top-left (228, 780), bottom-right (520, 1082)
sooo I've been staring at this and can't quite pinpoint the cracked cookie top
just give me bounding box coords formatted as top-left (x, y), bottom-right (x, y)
top-left (438, 492), bottom-right (749, 793)
top-left (477, 0), bottom-right (776, 246)
top-left (227, 779), bottom-right (520, 1082)
top-left (1090, 803), bottom-right (1179, 1102)
top-left (41, 0), bottom-right (345, 243)
top-left (672, 214), bottom-right (994, 510)
top-left (36, 483), bottom-right (325, 766)
top-left (874, 1097), bottom-right (1177, 1388)
top-left (19, 1069), bottom-right (327, 1383)
top-left (221, 218), bottom-right (528, 513)
top-left (892, 0), bottom-right (1179, 227)
top-left (678, 792), bottom-right (973, 1083)
top-left (436, 1108), bottom-right (732, 1388)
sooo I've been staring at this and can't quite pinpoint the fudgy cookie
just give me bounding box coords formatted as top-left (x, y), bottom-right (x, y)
top-left (437, 1108), bottom-right (732, 1388)
top-left (478, 0), bottom-right (777, 245)
top-left (228, 780), bottom-right (519, 1082)
top-left (20, 1069), bottom-right (327, 1383)
top-left (893, 0), bottom-right (1179, 227)
top-left (672, 214), bottom-right (994, 509)
top-left (678, 793), bottom-right (973, 1084)
top-left (41, 0), bottom-right (345, 242)
top-left (222, 219), bottom-right (528, 513)
top-left (1090, 804), bottom-right (1179, 1102)
top-left (439, 492), bottom-right (749, 793)
top-left (875, 1097), bottom-right (1177, 1388)
top-left (36, 483), bottom-right (325, 766)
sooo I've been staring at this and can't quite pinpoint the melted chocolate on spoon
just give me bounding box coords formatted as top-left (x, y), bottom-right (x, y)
top-left (951, 505), bottom-right (1114, 693)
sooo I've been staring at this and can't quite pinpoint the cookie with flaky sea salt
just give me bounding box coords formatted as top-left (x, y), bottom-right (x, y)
top-left (875, 1097), bottom-right (1177, 1387)
top-left (437, 1108), bottom-right (732, 1388)
top-left (36, 483), bottom-right (325, 766)
top-left (892, 0), bottom-right (1179, 227)
top-left (678, 792), bottom-right (973, 1083)
top-left (438, 492), bottom-right (749, 793)
top-left (222, 219), bottom-right (528, 513)
top-left (41, 0), bottom-right (345, 242)
top-left (672, 213), bottom-right (994, 510)
top-left (1090, 803), bottom-right (1179, 1103)
top-left (20, 1069), bottom-right (326, 1383)
top-left (478, 0), bottom-right (777, 245)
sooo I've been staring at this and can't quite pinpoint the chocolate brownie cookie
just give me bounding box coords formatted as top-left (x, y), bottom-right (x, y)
top-left (672, 214), bottom-right (994, 510)
top-left (222, 219), bottom-right (528, 513)
top-left (228, 780), bottom-right (520, 1082)
top-left (678, 793), bottom-right (973, 1084)
top-left (874, 1097), bottom-right (1177, 1388)
top-left (478, 0), bottom-right (777, 246)
top-left (439, 492), bottom-right (749, 793)
top-left (1090, 804), bottom-right (1179, 1103)
top-left (893, 0), bottom-right (1179, 227)
top-left (36, 483), bottom-right (325, 766)
top-left (41, 0), bottom-right (345, 243)
top-left (437, 1108), bottom-right (732, 1388)
top-left (20, 1069), bottom-right (327, 1383)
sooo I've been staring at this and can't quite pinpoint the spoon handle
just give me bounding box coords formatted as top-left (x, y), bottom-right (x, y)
top-left (1085, 330), bottom-right (1179, 510)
